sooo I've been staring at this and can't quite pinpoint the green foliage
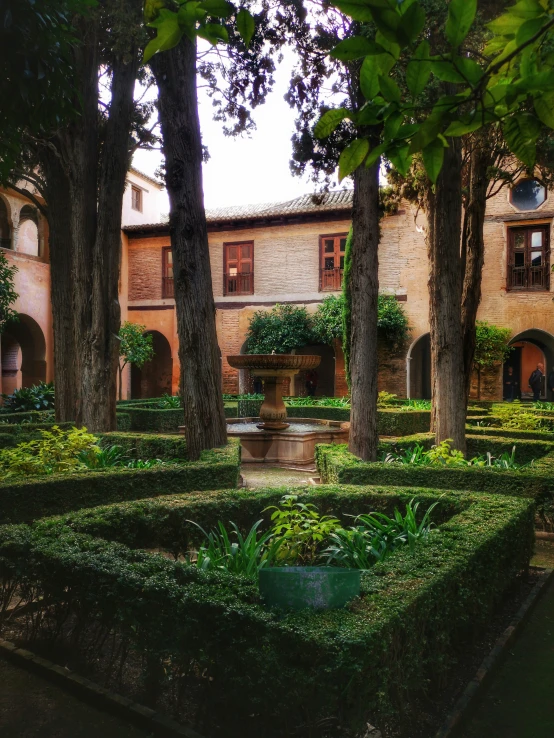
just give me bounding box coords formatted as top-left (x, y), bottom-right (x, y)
top-left (380, 439), bottom-right (528, 470)
top-left (2, 382), bottom-right (55, 412)
top-left (0, 252), bottom-right (18, 333)
top-left (321, 498), bottom-right (439, 568)
top-left (495, 402), bottom-right (546, 430)
top-left (0, 485), bottom-right (533, 733)
top-left (123, 406), bottom-right (185, 432)
top-left (377, 391), bottom-right (397, 406)
top-left (190, 519), bottom-right (282, 577)
top-left (143, 0), bottom-right (255, 62)
top-left (156, 393), bottom-right (181, 408)
top-left (0, 426), bottom-right (98, 477)
top-left (118, 322), bottom-right (154, 371)
top-left (285, 395), bottom-right (350, 408)
top-left (245, 303), bottom-right (315, 354)
top-left (312, 292), bottom-right (409, 354)
top-left (0, 439), bottom-right (241, 523)
top-left (474, 321), bottom-right (513, 371)
top-left (264, 495), bottom-right (341, 565)
top-left (319, 0), bottom-right (554, 182)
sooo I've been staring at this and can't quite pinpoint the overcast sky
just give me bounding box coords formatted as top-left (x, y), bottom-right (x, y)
top-left (132, 53), bottom-right (334, 210)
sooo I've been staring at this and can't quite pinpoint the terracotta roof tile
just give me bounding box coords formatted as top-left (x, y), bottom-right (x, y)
top-left (123, 189), bottom-right (353, 232)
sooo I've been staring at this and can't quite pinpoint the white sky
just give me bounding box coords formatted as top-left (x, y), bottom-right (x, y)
top-left (132, 53), bottom-right (322, 210)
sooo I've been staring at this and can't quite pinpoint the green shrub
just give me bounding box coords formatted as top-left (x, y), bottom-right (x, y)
top-left (0, 440), bottom-right (241, 523)
top-left (0, 427), bottom-right (99, 477)
top-left (116, 412), bottom-right (131, 431)
top-left (0, 485), bottom-right (532, 735)
top-left (1, 381), bottom-right (55, 412)
top-left (97, 432), bottom-right (187, 459)
top-left (124, 406), bottom-right (185, 432)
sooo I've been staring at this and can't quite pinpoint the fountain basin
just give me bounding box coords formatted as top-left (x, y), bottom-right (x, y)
top-left (227, 354), bottom-right (321, 430)
top-left (227, 418), bottom-right (349, 466)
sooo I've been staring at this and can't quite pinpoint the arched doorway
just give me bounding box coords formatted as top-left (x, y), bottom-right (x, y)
top-left (130, 330), bottom-right (173, 399)
top-left (1, 315), bottom-right (47, 395)
top-left (0, 196), bottom-right (11, 250)
top-left (504, 329), bottom-right (554, 401)
top-left (294, 344), bottom-right (335, 397)
top-left (407, 333), bottom-right (431, 400)
top-left (18, 206), bottom-right (39, 256)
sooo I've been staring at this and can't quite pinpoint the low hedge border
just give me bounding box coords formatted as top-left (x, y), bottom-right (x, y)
top-left (0, 440), bottom-right (241, 524)
top-left (236, 401), bottom-right (431, 435)
top-left (0, 414), bottom-right (132, 446)
top-left (97, 432), bottom-right (187, 459)
top-left (378, 433), bottom-right (554, 466)
top-left (0, 485), bottom-right (534, 735)
top-left (465, 425), bottom-right (554, 441)
top-left (316, 443), bottom-right (554, 528)
top-left (123, 407), bottom-right (185, 432)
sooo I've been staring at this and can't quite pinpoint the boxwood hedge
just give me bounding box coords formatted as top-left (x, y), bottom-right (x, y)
top-left (97, 432), bottom-right (187, 459)
top-left (0, 485), bottom-right (533, 736)
top-left (0, 440), bottom-right (241, 523)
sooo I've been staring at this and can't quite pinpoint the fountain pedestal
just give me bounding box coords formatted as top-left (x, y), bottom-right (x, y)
top-left (224, 354), bottom-right (349, 465)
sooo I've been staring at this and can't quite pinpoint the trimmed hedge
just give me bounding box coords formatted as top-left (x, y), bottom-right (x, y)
top-left (124, 406), bottom-right (184, 432)
top-left (0, 484), bottom-right (533, 735)
top-left (97, 432), bottom-right (187, 459)
top-left (465, 425), bottom-right (554, 441)
top-left (0, 440), bottom-right (241, 524)
top-left (0, 410), bottom-right (52, 424)
top-left (0, 414), bottom-right (131, 446)
top-left (236, 401), bottom-right (430, 435)
top-left (378, 433), bottom-right (554, 465)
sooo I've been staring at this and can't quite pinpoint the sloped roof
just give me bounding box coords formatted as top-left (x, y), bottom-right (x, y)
top-left (128, 166), bottom-right (165, 189)
top-left (123, 189), bottom-right (353, 233)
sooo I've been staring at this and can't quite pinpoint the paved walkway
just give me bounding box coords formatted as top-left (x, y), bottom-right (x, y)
top-left (241, 463), bottom-right (315, 489)
top-left (459, 572), bottom-right (554, 738)
top-left (0, 658), bottom-right (151, 737)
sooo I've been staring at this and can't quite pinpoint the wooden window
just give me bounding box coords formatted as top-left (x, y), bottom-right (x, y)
top-left (224, 242), bottom-right (254, 295)
top-left (162, 246), bottom-right (174, 298)
top-left (319, 233), bottom-right (347, 291)
top-left (131, 185), bottom-right (142, 212)
top-left (507, 225), bottom-right (550, 291)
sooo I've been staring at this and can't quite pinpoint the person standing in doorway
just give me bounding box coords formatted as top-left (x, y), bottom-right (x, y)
top-left (503, 366), bottom-right (520, 402)
top-left (529, 362), bottom-right (544, 401)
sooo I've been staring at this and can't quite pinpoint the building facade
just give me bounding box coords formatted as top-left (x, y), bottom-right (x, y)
top-left (0, 168), bottom-right (164, 397)
top-left (2, 172), bottom-right (553, 402)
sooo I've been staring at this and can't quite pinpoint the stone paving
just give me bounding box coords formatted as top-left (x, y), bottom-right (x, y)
top-left (240, 463), bottom-right (316, 489)
top-left (0, 658), bottom-right (151, 738)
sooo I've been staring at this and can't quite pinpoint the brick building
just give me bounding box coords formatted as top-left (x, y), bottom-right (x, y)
top-left (121, 177), bottom-right (554, 402)
top-left (0, 168), bottom-right (164, 396)
top-left (2, 172), bottom-right (553, 402)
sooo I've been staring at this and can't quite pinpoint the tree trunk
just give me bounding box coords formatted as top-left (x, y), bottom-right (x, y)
top-left (348, 162), bottom-right (380, 461)
top-left (426, 139), bottom-right (466, 452)
top-left (152, 38), bottom-right (227, 460)
top-left (461, 143), bottom-right (490, 402)
top-left (40, 148), bottom-right (78, 422)
top-left (37, 4), bottom-right (140, 432)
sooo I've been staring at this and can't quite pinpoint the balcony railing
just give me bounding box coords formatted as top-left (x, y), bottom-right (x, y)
top-left (320, 267), bottom-right (343, 291)
top-left (507, 264), bottom-right (549, 291)
top-left (162, 276), bottom-right (174, 298)
top-left (225, 272), bottom-right (253, 295)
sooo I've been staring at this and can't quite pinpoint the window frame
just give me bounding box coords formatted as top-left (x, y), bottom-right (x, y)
top-left (507, 224), bottom-right (550, 292)
top-left (131, 185), bottom-right (143, 212)
top-left (162, 245), bottom-right (174, 298)
top-left (223, 241), bottom-right (255, 296)
top-left (319, 232), bottom-right (348, 291)
top-left (509, 178), bottom-right (547, 212)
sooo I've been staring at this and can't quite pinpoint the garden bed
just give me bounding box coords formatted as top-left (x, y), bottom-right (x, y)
top-left (0, 484), bottom-right (534, 736)
top-left (0, 440), bottom-right (240, 523)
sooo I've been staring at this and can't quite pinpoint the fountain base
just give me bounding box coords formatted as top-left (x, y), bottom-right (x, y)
top-left (227, 418), bottom-right (349, 466)
top-left (256, 421), bottom-right (290, 431)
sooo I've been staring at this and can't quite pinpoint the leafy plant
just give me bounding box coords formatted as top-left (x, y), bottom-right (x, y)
top-left (426, 440), bottom-right (467, 466)
top-left (474, 322), bottom-right (513, 400)
top-left (377, 391), bottom-right (398, 406)
top-left (188, 519), bottom-right (282, 578)
top-left (117, 322), bottom-right (155, 401)
top-left (245, 304), bottom-right (315, 354)
top-left (381, 440), bottom-right (529, 470)
top-left (495, 402), bottom-right (545, 431)
top-left (398, 399), bottom-right (432, 411)
top-left (321, 498), bottom-right (440, 568)
top-left (0, 426), bottom-right (99, 477)
top-left (2, 381), bottom-right (55, 412)
top-left (157, 394), bottom-right (181, 409)
top-left (0, 251), bottom-right (18, 334)
top-left (77, 444), bottom-right (126, 470)
top-left (264, 495), bottom-right (341, 565)
top-left (285, 395), bottom-right (350, 407)
top-left (125, 458), bottom-right (165, 469)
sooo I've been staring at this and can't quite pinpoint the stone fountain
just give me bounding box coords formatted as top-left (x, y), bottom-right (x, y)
top-left (226, 354), bottom-right (349, 466)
